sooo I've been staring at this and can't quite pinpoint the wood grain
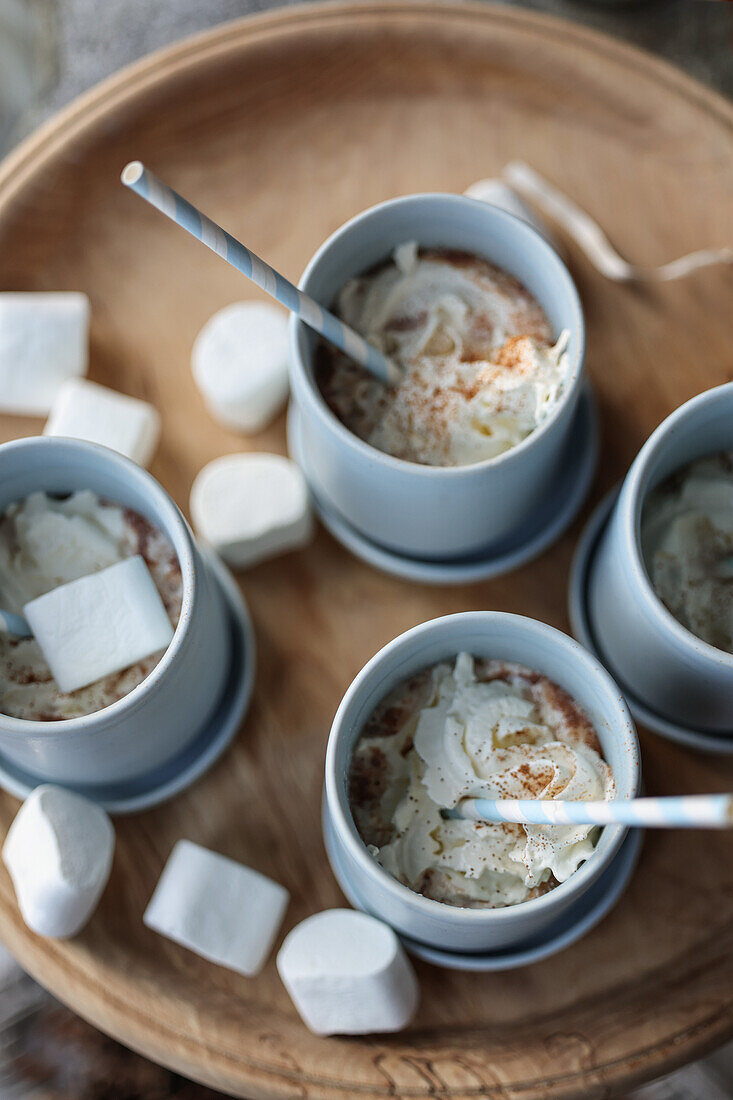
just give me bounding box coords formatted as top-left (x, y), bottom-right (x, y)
top-left (0, 3), bottom-right (731, 1098)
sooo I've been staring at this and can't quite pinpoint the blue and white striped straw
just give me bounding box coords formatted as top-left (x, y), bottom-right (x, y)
top-left (0, 609), bottom-right (32, 638)
top-left (121, 162), bottom-right (401, 387)
top-left (448, 794), bottom-right (733, 829)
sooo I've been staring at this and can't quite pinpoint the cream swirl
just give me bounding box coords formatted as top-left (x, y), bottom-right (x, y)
top-left (642, 453), bottom-right (733, 653)
top-left (318, 245), bottom-right (571, 467)
top-left (350, 654), bottom-right (614, 909)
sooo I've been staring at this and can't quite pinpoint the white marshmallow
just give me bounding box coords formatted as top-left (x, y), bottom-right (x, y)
top-left (23, 555), bottom-right (174, 694)
top-left (44, 378), bottom-right (161, 467)
top-left (192, 301), bottom-right (290, 433)
top-left (190, 453), bottom-right (313, 570)
top-left (144, 839), bottom-right (289, 977)
top-left (2, 785), bottom-right (114, 938)
top-left (277, 909), bottom-right (419, 1036)
top-left (464, 178), bottom-right (556, 247)
top-left (0, 293), bottom-right (90, 415)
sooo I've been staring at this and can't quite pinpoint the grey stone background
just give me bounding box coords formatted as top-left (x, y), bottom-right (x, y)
top-left (32, 0), bottom-right (733, 113)
top-left (2, 0), bottom-right (733, 155)
top-left (0, 1), bottom-right (732, 1097)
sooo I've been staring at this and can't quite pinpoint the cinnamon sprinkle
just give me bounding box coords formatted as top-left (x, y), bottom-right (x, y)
top-left (316, 247), bottom-right (557, 467)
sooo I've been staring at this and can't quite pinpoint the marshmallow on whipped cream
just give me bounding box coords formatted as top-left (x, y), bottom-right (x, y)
top-left (0, 491), bottom-right (182, 720)
top-left (349, 654), bottom-right (614, 909)
top-left (317, 244), bottom-right (571, 466)
top-left (642, 453), bottom-right (733, 653)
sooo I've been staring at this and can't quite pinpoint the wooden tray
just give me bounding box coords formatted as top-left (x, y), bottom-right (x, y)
top-left (0, 3), bottom-right (731, 1097)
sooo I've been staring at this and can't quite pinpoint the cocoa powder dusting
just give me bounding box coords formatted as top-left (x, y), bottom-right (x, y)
top-left (316, 246), bottom-right (556, 467)
top-left (348, 654), bottom-right (609, 910)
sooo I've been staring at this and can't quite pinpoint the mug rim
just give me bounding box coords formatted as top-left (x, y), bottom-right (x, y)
top-left (290, 192), bottom-right (585, 477)
top-left (0, 436), bottom-right (196, 735)
top-left (621, 382), bottom-right (733, 670)
top-left (325, 610), bottom-right (640, 927)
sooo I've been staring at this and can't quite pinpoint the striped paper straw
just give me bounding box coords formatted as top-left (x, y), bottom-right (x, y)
top-left (449, 794), bottom-right (733, 829)
top-left (121, 162), bottom-right (401, 387)
top-left (0, 609), bottom-right (32, 638)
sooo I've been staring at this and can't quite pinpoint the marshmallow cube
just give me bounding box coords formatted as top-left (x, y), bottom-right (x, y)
top-left (0, 292), bottom-right (90, 415)
top-left (44, 378), bottom-right (161, 467)
top-left (2, 785), bottom-right (114, 938)
top-left (192, 302), bottom-right (290, 433)
top-left (190, 453), bottom-right (313, 570)
top-left (277, 909), bottom-right (420, 1036)
top-left (144, 840), bottom-right (289, 977)
top-left (23, 555), bottom-right (174, 694)
top-left (463, 179), bottom-right (555, 246)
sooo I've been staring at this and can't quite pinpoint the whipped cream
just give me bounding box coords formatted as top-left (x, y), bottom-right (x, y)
top-left (318, 245), bottom-right (571, 466)
top-left (642, 453), bottom-right (733, 653)
top-left (0, 491), bottom-right (182, 720)
top-left (349, 654), bottom-right (614, 909)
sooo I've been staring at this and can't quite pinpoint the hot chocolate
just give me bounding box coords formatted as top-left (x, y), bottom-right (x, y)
top-left (317, 245), bottom-right (570, 467)
top-left (642, 452), bottom-right (733, 653)
top-left (0, 491), bottom-right (182, 720)
top-left (349, 653), bottom-right (614, 909)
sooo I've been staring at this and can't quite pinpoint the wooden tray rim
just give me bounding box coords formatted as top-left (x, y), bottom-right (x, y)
top-left (1, 0), bottom-right (732, 216)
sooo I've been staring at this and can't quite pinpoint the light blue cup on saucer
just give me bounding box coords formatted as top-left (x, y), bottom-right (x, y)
top-left (289, 194), bottom-right (585, 561)
top-left (0, 437), bottom-right (247, 806)
top-left (588, 383), bottom-right (733, 735)
top-left (323, 611), bottom-right (640, 954)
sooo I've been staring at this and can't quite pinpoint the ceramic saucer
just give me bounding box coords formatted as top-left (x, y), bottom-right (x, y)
top-left (569, 489), bottom-right (733, 756)
top-left (0, 548), bottom-right (256, 813)
top-left (287, 385), bottom-right (598, 586)
top-left (324, 806), bottom-right (642, 972)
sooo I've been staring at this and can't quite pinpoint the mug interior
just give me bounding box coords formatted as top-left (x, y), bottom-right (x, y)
top-left (0, 438), bottom-right (181, 528)
top-left (328, 612), bottom-right (639, 925)
top-left (0, 437), bottom-right (195, 732)
top-left (293, 193), bottom-right (584, 471)
top-left (626, 382), bottom-right (733, 664)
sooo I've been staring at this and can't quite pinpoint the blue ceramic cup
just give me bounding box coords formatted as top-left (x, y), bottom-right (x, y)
top-left (323, 611), bottom-right (639, 953)
top-left (588, 383), bottom-right (733, 734)
top-left (0, 437), bottom-right (231, 791)
top-left (289, 193), bottom-right (585, 560)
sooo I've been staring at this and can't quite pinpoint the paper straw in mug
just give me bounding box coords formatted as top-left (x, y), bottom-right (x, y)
top-left (447, 794), bottom-right (733, 829)
top-left (121, 162), bottom-right (401, 387)
top-left (0, 609), bottom-right (32, 638)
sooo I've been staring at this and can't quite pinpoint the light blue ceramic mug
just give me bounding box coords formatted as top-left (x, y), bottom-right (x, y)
top-left (588, 383), bottom-right (733, 734)
top-left (0, 437), bottom-right (232, 792)
top-left (323, 611), bottom-right (639, 953)
top-left (289, 194), bottom-right (585, 560)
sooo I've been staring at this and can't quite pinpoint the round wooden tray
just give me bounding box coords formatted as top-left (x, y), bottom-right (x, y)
top-left (0, 3), bottom-right (731, 1097)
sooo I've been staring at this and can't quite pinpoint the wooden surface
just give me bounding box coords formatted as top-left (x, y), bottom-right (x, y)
top-left (0, 3), bottom-right (731, 1098)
